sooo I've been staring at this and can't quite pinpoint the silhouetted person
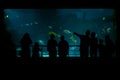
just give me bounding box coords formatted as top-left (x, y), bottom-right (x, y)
top-left (3, 32), bottom-right (16, 64)
top-left (90, 32), bottom-right (98, 58)
top-left (20, 33), bottom-right (32, 60)
top-left (58, 35), bottom-right (69, 60)
top-left (0, 9), bottom-right (16, 64)
top-left (47, 34), bottom-right (57, 60)
top-left (74, 30), bottom-right (90, 59)
top-left (104, 35), bottom-right (115, 58)
top-left (0, 22), bottom-right (16, 64)
top-left (7, 33), bottom-right (16, 57)
top-left (98, 39), bottom-right (106, 58)
top-left (32, 42), bottom-right (42, 59)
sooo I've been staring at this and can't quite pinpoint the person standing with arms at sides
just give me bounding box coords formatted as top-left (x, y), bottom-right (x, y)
top-left (58, 35), bottom-right (69, 60)
top-left (20, 33), bottom-right (32, 61)
top-left (47, 34), bottom-right (57, 61)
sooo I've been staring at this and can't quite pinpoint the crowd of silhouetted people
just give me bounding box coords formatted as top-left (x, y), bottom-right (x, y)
top-left (0, 9), bottom-right (116, 64)
top-left (0, 24), bottom-right (116, 63)
top-left (18, 33), bottom-right (69, 61)
top-left (0, 28), bottom-right (116, 63)
top-left (74, 30), bottom-right (116, 60)
top-left (15, 29), bottom-right (115, 61)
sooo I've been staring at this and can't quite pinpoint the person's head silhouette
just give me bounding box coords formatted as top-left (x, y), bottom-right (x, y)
top-left (50, 34), bottom-right (55, 39)
top-left (60, 35), bottom-right (65, 40)
top-left (24, 33), bottom-right (29, 37)
top-left (85, 30), bottom-right (90, 36)
top-left (22, 33), bottom-right (30, 39)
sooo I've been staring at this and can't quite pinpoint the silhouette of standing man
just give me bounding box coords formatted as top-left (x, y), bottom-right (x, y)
top-left (74, 30), bottom-right (90, 59)
top-left (58, 35), bottom-right (69, 59)
top-left (20, 33), bottom-right (32, 60)
top-left (47, 34), bottom-right (57, 60)
top-left (104, 35), bottom-right (115, 58)
top-left (90, 32), bottom-right (98, 58)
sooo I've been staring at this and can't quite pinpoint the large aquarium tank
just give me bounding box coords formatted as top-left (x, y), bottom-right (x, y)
top-left (4, 9), bottom-right (116, 57)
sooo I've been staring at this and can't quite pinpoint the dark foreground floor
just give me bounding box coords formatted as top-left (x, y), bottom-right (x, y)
top-left (15, 57), bottom-right (118, 64)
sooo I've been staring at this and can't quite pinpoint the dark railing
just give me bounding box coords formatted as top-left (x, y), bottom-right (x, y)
top-left (16, 45), bottom-right (81, 57)
top-left (16, 45), bottom-right (116, 58)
